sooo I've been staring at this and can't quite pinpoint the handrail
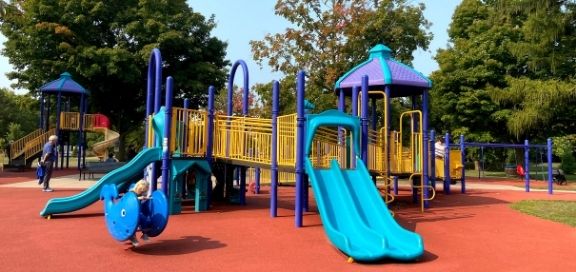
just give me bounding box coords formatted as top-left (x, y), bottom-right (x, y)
top-left (24, 128), bottom-right (56, 162)
top-left (399, 110), bottom-right (423, 173)
top-left (9, 128), bottom-right (44, 159)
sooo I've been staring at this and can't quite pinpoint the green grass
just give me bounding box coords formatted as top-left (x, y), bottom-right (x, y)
top-left (510, 200), bottom-right (576, 227)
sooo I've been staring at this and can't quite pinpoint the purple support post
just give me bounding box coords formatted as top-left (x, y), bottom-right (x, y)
top-left (524, 139), bottom-right (530, 192)
top-left (147, 49), bottom-right (162, 191)
top-left (39, 94), bottom-right (45, 129)
top-left (547, 138), bottom-right (553, 194)
top-left (444, 132), bottom-right (451, 194)
top-left (429, 130), bottom-right (436, 189)
top-left (393, 176), bottom-right (399, 196)
top-left (183, 98), bottom-right (189, 153)
top-left (270, 81), bottom-right (279, 217)
top-left (295, 71), bottom-right (306, 228)
top-left (351, 86), bottom-right (359, 168)
top-left (385, 86), bottom-right (391, 179)
top-left (239, 169), bottom-right (246, 205)
top-left (338, 88), bottom-right (346, 166)
top-left (460, 134), bottom-right (466, 193)
top-left (361, 76), bottom-right (369, 164)
top-left (422, 90), bottom-right (430, 208)
top-left (255, 168), bottom-right (261, 194)
top-left (206, 86), bottom-right (215, 206)
top-left (161, 76), bottom-right (174, 196)
top-left (77, 94), bottom-right (85, 170)
top-left (56, 92), bottom-right (62, 169)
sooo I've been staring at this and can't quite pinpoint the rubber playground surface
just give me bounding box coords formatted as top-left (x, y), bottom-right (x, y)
top-left (0, 169), bottom-right (575, 272)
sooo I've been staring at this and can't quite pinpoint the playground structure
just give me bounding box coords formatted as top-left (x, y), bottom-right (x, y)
top-left (7, 72), bottom-right (119, 169)
top-left (38, 44), bottom-right (559, 261)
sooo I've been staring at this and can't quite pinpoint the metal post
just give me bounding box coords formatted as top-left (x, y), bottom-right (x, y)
top-left (361, 76), bottom-right (369, 164)
top-left (444, 132), bottom-right (451, 194)
top-left (385, 86), bottom-right (391, 181)
top-left (271, 81), bottom-right (279, 217)
top-left (206, 86), bottom-right (215, 206)
top-left (295, 71), bottom-right (305, 228)
top-left (430, 130), bottom-right (436, 189)
top-left (547, 138), bottom-right (553, 194)
top-left (393, 176), bottom-right (399, 196)
top-left (460, 134), bottom-right (466, 193)
top-left (161, 77), bottom-right (174, 196)
top-left (147, 49), bottom-right (162, 191)
top-left (422, 90), bottom-right (430, 208)
top-left (56, 92), bottom-right (62, 169)
top-left (77, 94), bottom-right (84, 170)
top-left (524, 139), bottom-right (530, 192)
top-left (351, 86), bottom-right (358, 168)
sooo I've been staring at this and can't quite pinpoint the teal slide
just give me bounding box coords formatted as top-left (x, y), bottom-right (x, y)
top-left (303, 109), bottom-right (423, 262)
top-left (40, 148), bottom-right (162, 217)
top-left (305, 158), bottom-right (424, 262)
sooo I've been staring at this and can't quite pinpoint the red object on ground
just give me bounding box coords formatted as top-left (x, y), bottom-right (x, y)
top-left (93, 114), bottom-right (110, 129)
top-left (516, 164), bottom-right (526, 179)
top-left (0, 184), bottom-right (574, 271)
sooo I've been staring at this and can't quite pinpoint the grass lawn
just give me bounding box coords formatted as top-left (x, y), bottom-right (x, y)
top-left (511, 200), bottom-right (576, 227)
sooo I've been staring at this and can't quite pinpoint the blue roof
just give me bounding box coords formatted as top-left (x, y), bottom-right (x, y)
top-left (40, 72), bottom-right (89, 95)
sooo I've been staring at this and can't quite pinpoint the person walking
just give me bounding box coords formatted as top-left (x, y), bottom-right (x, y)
top-left (40, 135), bottom-right (58, 192)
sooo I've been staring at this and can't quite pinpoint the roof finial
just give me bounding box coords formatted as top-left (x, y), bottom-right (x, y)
top-left (60, 72), bottom-right (72, 78)
top-left (369, 44), bottom-right (392, 59)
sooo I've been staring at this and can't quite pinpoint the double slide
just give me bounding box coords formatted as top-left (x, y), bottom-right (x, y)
top-left (304, 109), bottom-right (423, 262)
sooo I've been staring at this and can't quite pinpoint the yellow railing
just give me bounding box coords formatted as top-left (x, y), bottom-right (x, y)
top-left (309, 126), bottom-right (345, 168)
top-left (9, 128), bottom-right (44, 159)
top-left (277, 113), bottom-right (297, 167)
top-left (367, 128), bottom-right (385, 173)
top-left (24, 128), bottom-right (56, 161)
top-left (213, 115), bottom-right (274, 164)
top-left (246, 168), bottom-right (296, 184)
top-left (59, 112), bottom-right (100, 131)
top-left (171, 107), bottom-right (207, 156)
top-left (397, 110), bottom-right (423, 174)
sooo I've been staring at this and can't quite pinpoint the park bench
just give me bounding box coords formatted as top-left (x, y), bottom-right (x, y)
top-left (79, 161), bottom-right (126, 180)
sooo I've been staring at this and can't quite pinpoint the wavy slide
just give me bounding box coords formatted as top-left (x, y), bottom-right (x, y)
top-left (92, 127), bottom-right (120, 159)
top-left (40, 148), bottom-right (162, 217)
top-left (304, 157), bottom-right (424, 262)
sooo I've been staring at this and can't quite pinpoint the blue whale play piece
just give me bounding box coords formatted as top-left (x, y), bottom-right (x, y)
top-left (100, 184), bottom-right (140, 241)
top-left (139, 190), bottom-right (169, 238)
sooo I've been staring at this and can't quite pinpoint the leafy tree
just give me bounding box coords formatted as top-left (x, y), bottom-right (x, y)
top-left (431, 0), bottom-right (576, 142)
top-left (250, 0), bottom-right (432, 112)
top-left (0, 88), bottom-right (38, 145)
top-left (0, 0), bottom-right (228, 159)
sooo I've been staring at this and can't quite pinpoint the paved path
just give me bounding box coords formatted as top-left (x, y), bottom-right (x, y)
top-left (0, 175), bottom-right (98, 189)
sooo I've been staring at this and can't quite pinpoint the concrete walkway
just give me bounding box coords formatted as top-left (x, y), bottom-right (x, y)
top-left (0, 175), bottom-right (98, 189)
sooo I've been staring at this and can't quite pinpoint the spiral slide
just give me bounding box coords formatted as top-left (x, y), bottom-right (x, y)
top-left (92, 127), bottom-right (120, 159)
top-left (40, 147), bottom-right (162, 217)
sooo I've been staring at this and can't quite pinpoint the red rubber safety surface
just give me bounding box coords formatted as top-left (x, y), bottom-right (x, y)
top-left (0, 185), bottom-right (574, 272)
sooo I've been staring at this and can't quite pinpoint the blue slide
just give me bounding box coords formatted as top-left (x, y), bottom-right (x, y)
top-left (303, 109), bottom-right (423, 262)
top-left (40, 148), bottom-right (162, 217)
top-left (305, 158), bottom-right (424, 262)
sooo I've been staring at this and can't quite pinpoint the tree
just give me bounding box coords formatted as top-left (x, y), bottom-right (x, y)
top-left (250, 0), bottom-right (432, 112)
top-left (431, 0), bottom-right (576, 142)
top-left (0, 88), bottom-right (38, 145)
top-left (0, 0), bottom-right (228, 159)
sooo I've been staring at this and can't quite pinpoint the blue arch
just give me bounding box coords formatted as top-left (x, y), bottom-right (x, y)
top-left (227, 60), bottom-right (250, 116)
top-left (147, 49), bottom-right (163, 115)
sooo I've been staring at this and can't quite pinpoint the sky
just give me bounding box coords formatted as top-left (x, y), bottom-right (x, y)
top-left (0, 0), bottom-right (462, 93)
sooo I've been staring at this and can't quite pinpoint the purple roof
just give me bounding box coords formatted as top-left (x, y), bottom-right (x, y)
top-left (335, 44), bottom-right (431, 91)
top-left (40, 72), bottom-right (89, 95)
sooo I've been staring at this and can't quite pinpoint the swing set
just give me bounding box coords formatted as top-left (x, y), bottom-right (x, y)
top-left (440, 133), bottom-right (556, 194)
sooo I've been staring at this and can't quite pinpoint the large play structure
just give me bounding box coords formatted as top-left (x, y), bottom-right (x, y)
top-left (7, 72), bottom-right (119, 169)
top-left (40, 44), bottom-right (558, 262)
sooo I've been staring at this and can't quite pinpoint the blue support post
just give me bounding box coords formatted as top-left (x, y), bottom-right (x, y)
top-left (444, 132), bottom-right (451, 194)
top-left (39, 94), bottom-right (45, 129)
top-left (430, 130), bottom-right (436, 189)
top-left (393, 176), bottom-right (399, 196)
top-left (147, 49), bottom-right (162, 192)
top-left (547, 138), bottom-right (553, 194)
top-left (361, 76), bottom-right (369, 164)
top-left (422, 91), bottom-right (430, 208)
top-left (295, 71), bottom-right (305, 228)
top-left (460, 134), bottom-right (466, 193)
top-left (351, 86), bottom-right (358, 168)
top-left (524, 139), bottom-right (530, 192)
top-left (206, 86), bottom-right (215, 207)
top-left (161, 76), bottom-right (174, 196)
top-left (56, 92), bottom-right (62, 169)
top-left (270, 81), bottom-right (279, 217)
top-left (255, 167), bottom-right (260, 194)
top-left (77, 94), bottom-right (85, 170)
top-left (239, 168), bottom-right (246, 205)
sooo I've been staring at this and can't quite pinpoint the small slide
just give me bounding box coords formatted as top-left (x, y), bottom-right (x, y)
top-left (304, 157), bottom-right (424, 262)
top-left (40, 148), bottom-right (162, 217)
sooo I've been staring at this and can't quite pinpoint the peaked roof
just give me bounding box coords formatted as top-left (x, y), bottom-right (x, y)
top-left (334, 44), bottom-right (431, 96)
top-left (40, 72), bottom-right (89, 96)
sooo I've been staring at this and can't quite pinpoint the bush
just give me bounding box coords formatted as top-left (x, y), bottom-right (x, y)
top-left (560, 152), bottom-right (576, 174)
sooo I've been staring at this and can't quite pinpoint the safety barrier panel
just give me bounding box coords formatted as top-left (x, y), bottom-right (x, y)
top-left (24, 128), bottom-right (56, 162)
top-left (171, 107), bottom-right (207, 156)
top-left (9, 128), bottom-right (44, 159)
top-left (213, 115), bottom-right (274, 164)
